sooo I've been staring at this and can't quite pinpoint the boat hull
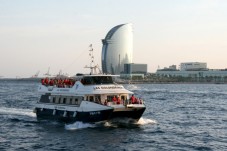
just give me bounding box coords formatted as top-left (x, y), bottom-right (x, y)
top-left (35, 108), bottom-right (113, 123)
top-left (109, 106), bottom-right (146, 122)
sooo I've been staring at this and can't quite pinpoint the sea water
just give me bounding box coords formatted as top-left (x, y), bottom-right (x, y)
top-left (0, 80), bottom-right (227, 150)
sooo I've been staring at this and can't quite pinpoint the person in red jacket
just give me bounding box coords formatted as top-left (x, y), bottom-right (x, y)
top-left (130, 94), bottom-right (135, 104)
top-left (41, 79), bottom-right (45, 85)
top-left (49, 79), bottom-right (54, 86)
top-left (112, 96), bottom-right (117, 104)
top-left (44, 78), bottom-right (49, 86)
top-left (117, 96), bottom-right (121, 104)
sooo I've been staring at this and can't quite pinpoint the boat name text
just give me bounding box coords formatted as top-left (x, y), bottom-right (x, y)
top-left (90, 111), bottom-right (101, 115)
top-left (94, 86), bottom-right (123, 90)
top-left (57, 89), bottom-right (70, 92)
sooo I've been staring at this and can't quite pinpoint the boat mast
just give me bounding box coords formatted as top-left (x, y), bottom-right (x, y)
top-left (44, 67), bottom-right (51, 77)
top-left (84, 44), bottom-right (102, 75)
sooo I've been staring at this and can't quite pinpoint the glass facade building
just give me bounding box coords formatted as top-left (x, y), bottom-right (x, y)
top-left (124, 63), bottom-right (147, 74)
top-left (101, 23), bottom-right (133, 74)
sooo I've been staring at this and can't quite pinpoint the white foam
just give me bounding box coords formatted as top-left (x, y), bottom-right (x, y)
top-left (136, 117), bottom-right (157, 125)
top-left (103, 121), bottom-right (118, 128)
top-left (104, 121), bottom-right (112, 127)
top-left (0, 107), bottom-right (36, 117)
top-left (65, 121), bottom-right (96, 130)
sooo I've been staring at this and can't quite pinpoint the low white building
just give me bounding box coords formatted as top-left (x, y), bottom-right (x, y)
top-left (156, 62), bottom-right (227, 78)
top-left (156, 70), bottom-right (227, 78)
top-left (180, 62), bottom-right (207, 71)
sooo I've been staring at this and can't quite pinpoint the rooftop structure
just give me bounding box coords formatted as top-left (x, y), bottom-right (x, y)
top-left (180, 62), bottom-right (207, 71)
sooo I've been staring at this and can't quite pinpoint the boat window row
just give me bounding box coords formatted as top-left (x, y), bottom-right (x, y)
top-left (85, 94), bottom-right (144, 105)
top-left (50, 96), bottom-right (83, 105)
top-left (81, 76), bottom-right (114, 85)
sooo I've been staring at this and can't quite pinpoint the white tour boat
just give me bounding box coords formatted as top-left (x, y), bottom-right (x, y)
top-left (34, 46), bottom-right (146, 123)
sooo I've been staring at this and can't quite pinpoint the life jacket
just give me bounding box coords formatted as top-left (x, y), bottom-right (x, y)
top-left (49, 79), bottom-right (54, 86)
top-left (117, 98), bottom-right (121, 104)
top-left (41, 79), bottom-right (45, 85)
top-left (44, 78), bottom-right (49, 85)
top-left (130, 96), bottom-right (135, 103)
top-left (112, 97), bottom-right (117, 102)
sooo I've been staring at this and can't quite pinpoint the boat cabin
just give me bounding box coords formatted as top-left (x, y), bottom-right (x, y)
top-left (77, 75), bottom-right (115, 85)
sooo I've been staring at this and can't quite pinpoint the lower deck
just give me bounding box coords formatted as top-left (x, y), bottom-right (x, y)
top-left (36, 92), bottom-right (146, 123)
top-left (35, 107), bottom-right (113, 123)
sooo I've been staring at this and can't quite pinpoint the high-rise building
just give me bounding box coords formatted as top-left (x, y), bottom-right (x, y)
top-left (101, 23), bottom-right (133, 74)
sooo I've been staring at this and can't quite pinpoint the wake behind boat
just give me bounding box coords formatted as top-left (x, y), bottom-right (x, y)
top-left (34, 46), bottom-right (146, 123)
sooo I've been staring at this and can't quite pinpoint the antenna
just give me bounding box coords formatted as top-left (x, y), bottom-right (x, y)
top-left (84, 44), bottom-right (102, 74)
top-left (89, 44), bottom-right (95, 67)
top-left (44, 67), bottom-right (51, 77)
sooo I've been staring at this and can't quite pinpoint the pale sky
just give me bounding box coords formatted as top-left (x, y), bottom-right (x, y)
top-left (1, 0), bottom-right (227, 78)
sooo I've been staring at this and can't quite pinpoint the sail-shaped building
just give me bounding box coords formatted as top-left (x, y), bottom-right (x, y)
top-left (101, 23), bottom-right (133, 74)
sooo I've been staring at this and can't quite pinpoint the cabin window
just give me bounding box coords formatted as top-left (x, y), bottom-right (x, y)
top-left (94, 95), bottom-right (101, 103)
top-left (89, 96), bottom-right (94, 102)
top-left (107, 95), bottom-right (116, 102)
top-left (75, 98), bottom-right (78, 104)
top-left (54, 97), bottom-right (59, 104)
top-left (70, 98), bottom-right (72, 104)
top-left (53, 97), bottom-right (56, 103)
top-left (70, 98), bottom-right (74, 104)
top-left (121, 95), bottom-right (125, 101)
top-left (82, 76), bottom-right (113, 85)
top-left (63, 98), bottom-right (66, 104)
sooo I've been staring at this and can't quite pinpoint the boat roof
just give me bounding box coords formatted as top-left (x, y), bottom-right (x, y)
top-left (75, 74), bottom-right (120, 77)
top-left (38, 82), bottom-right (133, 95)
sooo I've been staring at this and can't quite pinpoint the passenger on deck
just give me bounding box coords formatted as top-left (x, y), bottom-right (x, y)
top-left (49, 79), bottom-right (54, 86)
top-left (95, 97), bottom-right (100, 104)
top-left (72, 80), bottom-right (75, 86)
top-left (44, 78), bottom-right (49, 85)
top-left (117, 96), bottom-right (121, 104)
top-left (58, 79), bottom-right (63, 87)
top-left (69, 79), bottom-right (74, 87)
top-left (54, 79), bottom-right (57, 85)
top-left (139, 98), bottom-right (143, 104)
top-left (63, 79), bottom-right (68, 87)
top-left (112, 96), bottom-right (117, 104)
top-left (134, 98), bottom-right (138, 104)
top-left (104, 99), bottom-right (108, 105)
top-left (130, 94), bottom-right (135, 104)
top-left (41, 79), bottom-right (45, 85)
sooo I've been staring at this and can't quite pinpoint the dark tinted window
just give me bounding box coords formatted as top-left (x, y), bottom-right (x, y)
top-left (82, 76), bottom-right (113, 85)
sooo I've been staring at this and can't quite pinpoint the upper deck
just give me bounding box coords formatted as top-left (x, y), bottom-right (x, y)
top-left (38, 74), bottom-right (133, 95)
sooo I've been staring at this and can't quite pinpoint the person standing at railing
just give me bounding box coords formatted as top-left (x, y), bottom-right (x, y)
top-left (112, 96), bottom-right (117, 104)
top-left (117, 96), bottom-right (121, 104)
top-left (130, 94), bottom-right (135, 104)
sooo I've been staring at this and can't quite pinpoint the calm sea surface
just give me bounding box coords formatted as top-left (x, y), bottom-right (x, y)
top-left (0, 80), bottom-right (227, 151)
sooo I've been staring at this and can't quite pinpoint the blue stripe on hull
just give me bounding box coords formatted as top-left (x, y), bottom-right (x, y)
top-left (36, 108), bottom-right (113, 123)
